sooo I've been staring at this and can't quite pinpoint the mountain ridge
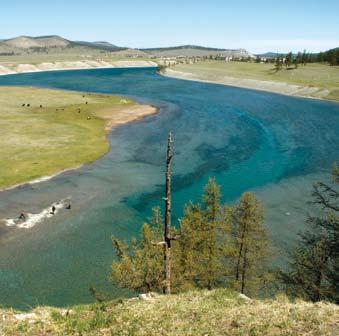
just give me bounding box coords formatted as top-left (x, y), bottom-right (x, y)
top-left (0, 35), bottom-right (254, 58)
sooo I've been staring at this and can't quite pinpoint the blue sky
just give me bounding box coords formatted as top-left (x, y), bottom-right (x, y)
top-left (1, 0), bottom-right (338, 53)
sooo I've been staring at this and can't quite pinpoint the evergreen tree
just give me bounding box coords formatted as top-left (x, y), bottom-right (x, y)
top-left (111, 207), bottom-right (164, 293)
top-left (296, 52), bottom-right (302, 65)
top-left (177, 202), bottom-right (205, 289)
top-left (111, 179), bottom-right (270, 296)
top-left (285, 52), bottom-right (293, 68)
top-left (281, 167), bottom-right (338, 302)
top-left (231, 192), bottom-right (268, 294)
top-left (274, 56), bottom-right (282, 71)
top-left (178, 178), bottom-right (228, 289)
top-left (301, 49), bottom-right (307, 65)
top-left (200, 178), bottom-right (223, 289)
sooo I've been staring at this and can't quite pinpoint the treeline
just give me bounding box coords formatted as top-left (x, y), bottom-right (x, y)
top-left (110, 137), bottom-right (338, 303)
top-left (270, 48), bottom-right (339, 69)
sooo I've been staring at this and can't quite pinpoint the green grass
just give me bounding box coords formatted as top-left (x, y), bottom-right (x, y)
top-left (1, 289), bottom-right (338, 335)
top-left (172, 61), bottom-right (339, 101)
top-left (0, 87), bottom-right (134, 189)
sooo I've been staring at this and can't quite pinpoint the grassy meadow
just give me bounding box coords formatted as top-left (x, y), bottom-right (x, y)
top-left (172, 61), bottom-right (339, 101)
top-left (1, 289), bottom-right (338, 335)
top-left (0, 87), bottom-right (135, 189)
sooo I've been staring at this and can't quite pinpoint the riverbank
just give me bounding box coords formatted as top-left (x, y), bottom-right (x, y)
top-left (0, 86), bottom-right (158, 190)
top-left (0, 59), bottom-right (157, 76)
top-left (164, 61), bottom-right (339, 101)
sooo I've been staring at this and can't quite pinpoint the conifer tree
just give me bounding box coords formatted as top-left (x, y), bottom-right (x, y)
top-left (177, 202), bottom-right (205, 289)
top-left (111, 207), bottom-right (164, 293)
top-left (231, 192), bottom-right (268, 294)
top-left (177, 178), bottom-right (231, 289)
top-left (200, 178), bottom-right (223, 289)
top-left (285, 52), bottom-right (293, 68)
top-left (281, 167), bottom-right (338, 302)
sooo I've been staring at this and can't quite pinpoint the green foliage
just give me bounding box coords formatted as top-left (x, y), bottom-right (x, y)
top-left (231, 192), bottom-right (269, 295)
top-left (111, 179), bottom-right (271, 297)
top-left (285, 52), bottom-right (293, 68)
top-left (274, 56), bottom-right (283, 71)
top-left (281, 168), bottom-right (338, 302)
top-left (111, 207), bottom-right (164, 293)
top-left (177, 178), bottom-right (230, 289)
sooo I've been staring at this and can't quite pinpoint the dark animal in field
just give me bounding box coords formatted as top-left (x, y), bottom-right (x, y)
top-left (22, 104), bottom-right (25, 107)
top-left (85, 101), bottom-right (88, 104)
top-left (27, 104), bottom-right (30, 107)
top-left (50, 205), bottom-right (56, 215)
top-left (40, 105), bottom-right (43, 108)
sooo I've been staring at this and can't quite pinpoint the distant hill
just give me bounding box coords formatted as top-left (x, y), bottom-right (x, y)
top-left (73, 40), bottom-right (124, 51)
top-left (0, 35), bottom-right (129, 56)
top-left (255, 52), bottom-right (281, 58)
top-left (143, 45), bottom-right (254, 58)
top-left (0, 35), bottom-right (254, 59)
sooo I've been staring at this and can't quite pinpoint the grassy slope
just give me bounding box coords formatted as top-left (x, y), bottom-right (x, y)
top-left (0, 87), bottom-right (134, 189)
top-left (172, 61), bottom-right (339, 101)
top-left (1, 289), bottom-right (338, 335)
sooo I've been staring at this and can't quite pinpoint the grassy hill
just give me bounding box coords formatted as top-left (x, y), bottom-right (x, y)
top-left (0, 36), bottom-right (254, 60)
top-left (142, 45), bottom-right (253, 58)
top-left (1, 289), bottom-right (337, 335)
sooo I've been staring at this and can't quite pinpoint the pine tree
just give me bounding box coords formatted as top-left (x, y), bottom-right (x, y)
top-left (281, 167), bottom-right (338, 302)
top-left (231, 192), bottom-right (268, 294)
top-left (177, 202), bottom-right (205, 289)
top-left (301, 49), bottom-right (307, 66)
top-left (111, 208), bottom-right (164, 293)
top-left (285, 52), bottom-right (293, 68)
top-left (177, 178), bottom-right (232, 290)
top-left (274, 56), bottom-right (282, 72)
top-left (200, 178), bottom-right (223, 289)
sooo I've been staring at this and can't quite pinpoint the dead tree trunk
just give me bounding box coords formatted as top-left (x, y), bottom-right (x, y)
top-left (164, 132), bottom-right (173, 294)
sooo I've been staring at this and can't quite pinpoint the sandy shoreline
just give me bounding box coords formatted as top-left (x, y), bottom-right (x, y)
top-left (0, 60), bottom-right (157, 76)
top-left (164, 68), bottom-right (331, 101)
top-left (0, 103), bottom-right (158, 193)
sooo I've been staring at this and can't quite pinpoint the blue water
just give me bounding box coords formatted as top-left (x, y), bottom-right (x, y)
top-left (0, 67), bottom-right (338, 308)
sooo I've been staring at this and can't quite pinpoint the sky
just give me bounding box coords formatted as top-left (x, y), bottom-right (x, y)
top-left (1, 0), bottom-right (339, 53)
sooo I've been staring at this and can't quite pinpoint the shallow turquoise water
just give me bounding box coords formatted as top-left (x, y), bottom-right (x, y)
top-left (0, 67), bottom-right (338, 308)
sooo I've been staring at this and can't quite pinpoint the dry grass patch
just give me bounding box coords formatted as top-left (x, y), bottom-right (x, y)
top-left (1, 289), bottom-right (338, 335)
top-left (171, 61), bottom-right (339, 101)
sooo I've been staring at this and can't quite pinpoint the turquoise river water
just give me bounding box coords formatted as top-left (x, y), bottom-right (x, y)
top-left (0, 67), bottom-right (338, 308)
